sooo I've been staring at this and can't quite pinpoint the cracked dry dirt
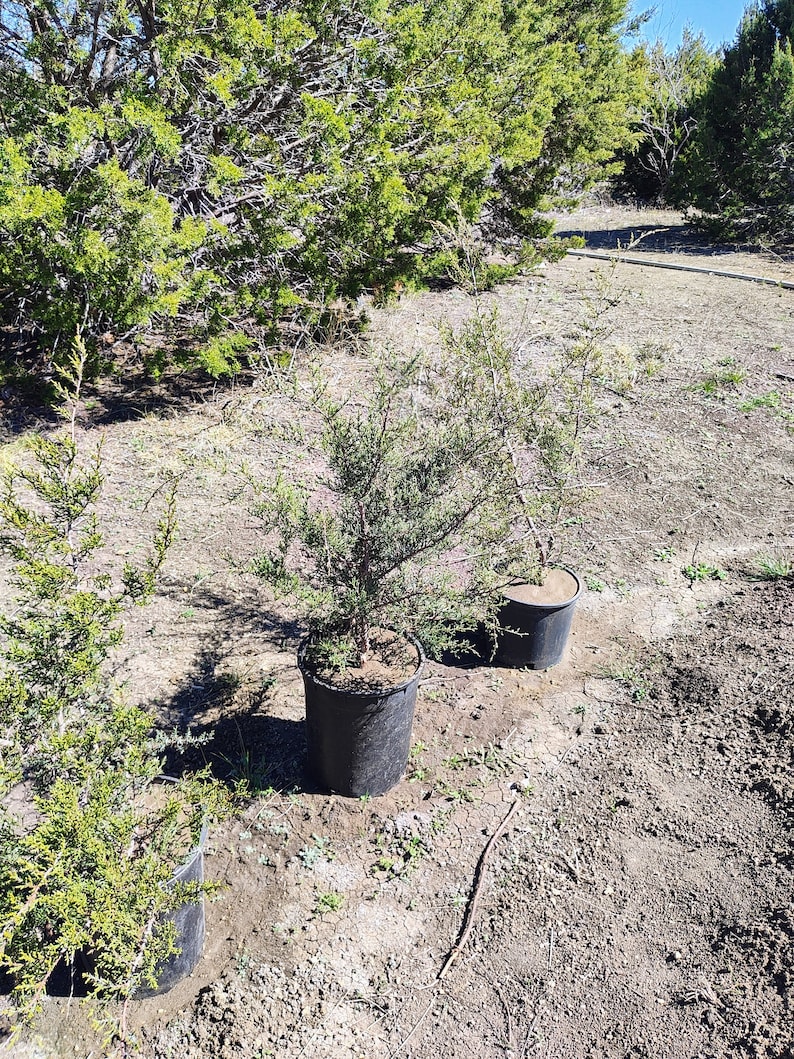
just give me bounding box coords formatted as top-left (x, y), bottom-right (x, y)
top-left (2, 205), bottom-right (793, 1059)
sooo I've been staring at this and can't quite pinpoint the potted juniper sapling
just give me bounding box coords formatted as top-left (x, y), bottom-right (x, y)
top-left (441, 309), bottom-right (603, 670)
top-left (0, 396), bottom-right (227, 1024)
top-left (252, 362), bottom-right (500, 797)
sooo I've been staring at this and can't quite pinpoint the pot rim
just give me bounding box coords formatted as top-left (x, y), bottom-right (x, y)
top-left (298, 632), bottom-right (425, 697)
top-left (172, 820), bottom-right (208, 880)
top-left (152, 777), bottom-right (209, 877)
top-left (501, 567), bottom-right (582, 610)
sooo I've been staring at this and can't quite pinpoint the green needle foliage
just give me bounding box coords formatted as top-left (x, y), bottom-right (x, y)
top-left (0, 428), bottom-right (227, 1025)
top-left (435, 268), bottom-right (610, 587)
top-left (0, 434), bottom-right (174, 772)
top-left (436, 315), bottom-right (586, 586)
top-left (0, 0), bottom-right (640, 378)
top-left (675, 0), bottom-right (794, 245)
top-left (252, 359), bottom-right (507, 668)
top-left (252, 284), bottom-right (609, 670)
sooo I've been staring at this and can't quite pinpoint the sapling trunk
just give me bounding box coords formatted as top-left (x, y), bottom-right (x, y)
top-left (355, 499), bottom-right (372, 665)
top-left (354, 629), bottom-right (370, 667)
top-left (505, 439), bottom-right (549, 577)
top-left (478, 314), bottom-right (549, 581)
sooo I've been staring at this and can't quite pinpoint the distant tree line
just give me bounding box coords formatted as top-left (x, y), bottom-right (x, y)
top-left (2, 0), bottom-right (790, 389)
top-left (618, 0), bottom-right (794, 248)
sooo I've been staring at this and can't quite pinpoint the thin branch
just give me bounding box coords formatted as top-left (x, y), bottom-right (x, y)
top-left (436, 796), bottom-right (522, 982)
top-left (389, 797), bottom-right (524, 1058)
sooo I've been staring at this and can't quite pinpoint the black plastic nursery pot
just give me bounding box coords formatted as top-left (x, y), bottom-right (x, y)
top-left (134, 823), bottom-right (208, 999)
top-left (299, 638), bottom-right (424, 797)
top-left (495, 570), bottom-right (582, 670)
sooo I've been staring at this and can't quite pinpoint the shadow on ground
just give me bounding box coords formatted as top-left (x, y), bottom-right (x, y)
top-left (554, 222), bottom-right (743, 257)
top-left (86, 367), bottom-right (258, 429)
top-left (151, 587), bottom-right (308, 793)
top-left (0, 335), bottom-right (265, 440)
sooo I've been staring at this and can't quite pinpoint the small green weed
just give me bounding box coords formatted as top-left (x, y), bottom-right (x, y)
top-left (298, 834), bottom-right (334, 867)
top-left (682, 563), bottom-right (727, 584)
top-left (407, 741), bottom-right (429, 782)
top-left (372, 828), bottom-right (430, 878)
top-left (414, 741), bottom-right (526, 804)
top-left (448, 742), bottom-right (525, 778)
top-left (315, 891), bottom-right (344, 914)
top-left (598, 342), bottom-right (661, 394)
top-left (692, 359), bottom-right (746, 397)
top-left (603, 661), bottom-right (652, 703)
top-left (436, 780), bottom-right (479, 804)
top-left (738, 391), bottom-right (782, 412)
top-left (235, 949), bottom-right (253, 977)
top-left (636, 341), bottom-right (665, 377)
top-left (430, 807), bottom-right (453, 835)
top-left (585, 574), bottom-right (605, 592)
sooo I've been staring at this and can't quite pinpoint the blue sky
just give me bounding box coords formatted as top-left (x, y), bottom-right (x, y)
top-left (630, 1), bottom-right (751, 49)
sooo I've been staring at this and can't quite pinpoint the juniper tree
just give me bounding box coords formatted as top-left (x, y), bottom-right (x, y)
top-left (0, 0), bottom-right (641, 375)
top-left (617, 29), bottom-right (716, 203)
top-left (674, 0), bottom-right (794, 245)
top-left (0, 413), bottom-right (225, 1019)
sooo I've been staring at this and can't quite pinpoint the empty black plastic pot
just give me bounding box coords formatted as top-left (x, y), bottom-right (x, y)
top-left (495, 570), bottom-right (581, 670)
top-left (134, 823), bottom-right (207, 998)
top-left (299, 638), bottom-right (424, 797)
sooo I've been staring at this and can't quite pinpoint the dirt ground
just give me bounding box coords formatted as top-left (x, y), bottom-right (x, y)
top-left (2, 204), bottom-right (793, 1058)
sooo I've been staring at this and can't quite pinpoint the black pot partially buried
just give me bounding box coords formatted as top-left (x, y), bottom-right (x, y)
top-left (299, 638), bottom-right (424, 797)
top-left (134, 823), bottom-right (208, 998)
top-left (495, 570), bottom-right (581, 670)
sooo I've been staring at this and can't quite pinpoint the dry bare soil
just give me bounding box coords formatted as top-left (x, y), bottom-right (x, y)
top-left (2, 206), bottom-right (793, 1059)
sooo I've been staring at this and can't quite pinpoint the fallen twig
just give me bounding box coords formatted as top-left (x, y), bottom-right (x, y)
top-left (389, 797), bottom-right (523, 1057)
top-left (436, 796), bottom-right (523, 982)
top-left (388, 994), bottom-right (437, 1059)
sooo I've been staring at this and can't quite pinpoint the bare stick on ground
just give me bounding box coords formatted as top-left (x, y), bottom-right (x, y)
top-left (437, 795), bottom-right (523, 981)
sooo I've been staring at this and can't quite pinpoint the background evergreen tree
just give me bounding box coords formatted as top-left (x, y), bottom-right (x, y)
top-left (615, 29), bottom-right (716, 203)
top-left (675, 0), bottom-right (794, 245)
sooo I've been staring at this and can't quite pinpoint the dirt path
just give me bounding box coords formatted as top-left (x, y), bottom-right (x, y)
top-left (2, 205), bottom-right (793, 1059)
